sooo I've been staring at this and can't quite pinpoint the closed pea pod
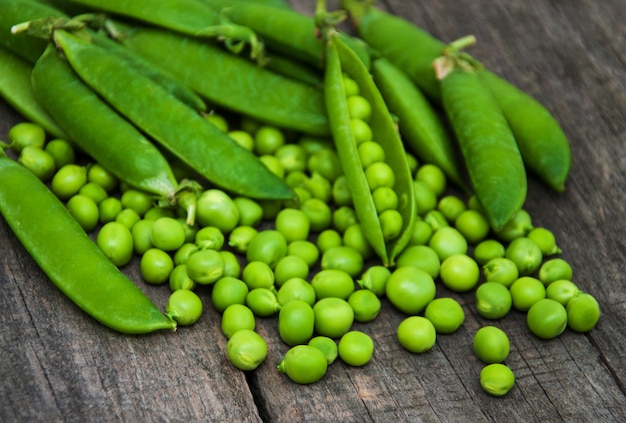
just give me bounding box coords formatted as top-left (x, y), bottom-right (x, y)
top-left (0, 149), bottom-right (175, 334)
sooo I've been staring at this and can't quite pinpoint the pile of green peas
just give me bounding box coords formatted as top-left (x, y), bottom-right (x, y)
top-left (3, 115), bottom-right (600, 393)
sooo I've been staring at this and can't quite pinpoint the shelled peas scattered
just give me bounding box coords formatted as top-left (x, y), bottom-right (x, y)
top-left (2, 118), bottom-right (601, 393)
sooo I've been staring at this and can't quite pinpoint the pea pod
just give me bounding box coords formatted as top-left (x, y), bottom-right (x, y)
top-left (0, 45), bottom-right (67, 139)
top-left (324, 31), bottom-right (416, 266)
top-left (341, 0), bottom-right (571, 192)
top-left (117, 24), bottom-right (330, 136)
top-left (370, 57), bottom-right (468, 192)
top-left (53, 29), bottom-right (294, 200)
top-left (0, 148), bottom-right (177, 334)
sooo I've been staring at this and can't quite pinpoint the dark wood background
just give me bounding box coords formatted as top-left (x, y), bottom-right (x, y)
top-left (1, 0), bottom-right (625, 421)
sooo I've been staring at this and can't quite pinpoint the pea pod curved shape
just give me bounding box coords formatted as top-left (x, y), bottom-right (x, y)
top-left (32, 43), bottom-right (179, 199)
top-left (53, 29), bottom-right (294, 200)
top-left (324, 33), bottom-right (416, 266)
top-left (0, 148), bottom-right (177, 334)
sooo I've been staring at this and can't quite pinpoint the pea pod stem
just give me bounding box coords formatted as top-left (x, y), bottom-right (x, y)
top-left (0, 148), bottom-right (177, 334)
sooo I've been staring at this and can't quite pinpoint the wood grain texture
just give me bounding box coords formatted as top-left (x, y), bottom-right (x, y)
top-left (1, 0), bottom-right (625, 422)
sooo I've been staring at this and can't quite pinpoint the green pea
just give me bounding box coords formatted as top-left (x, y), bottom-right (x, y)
top-left (505, 237), bottom-right (543, 276)
top-left (228, 226), bottom-right (258, 254)
top-left (473, 239), bottom-right (506, 266)
top-left (246, 229), bottom-right (288, 269)
top-left (538, 258), bottom-right (573, 286)
top-left (149, 216), bottom-right (186, 252)
top-left (7, 122), bottom-right (46, 153)
top-left (97, 221), bottom-right (134, 267)
top-left (166, 289), bottom-right (203, 326)
top-left (347, 94), bottom-right (372, 121)
top-left (205, 112), bottom-right (229, 132)
top-left (276, 277), bottom-right (316, 307)
top-left (342, 74), bottom-right (360, 96)
top-left (385, 266), bottom-right (436, 315)
top-left (310, 269), bottom-right (355, 300)
top-left (87, 163), bottom-right (118, 193)
top-left (51, 163), bottom-right (87, 200)
top-left (423, 209), bottom-right (449, 231)
top-left (372, 186), bottom-right (399, 214)
top-left (527, 298), bottom-right (568, 339)
top-left (365, 161), bottom-right (396, 191)
top-left (254, 125), bottom-right (285, 156)
top-left (242, 261), bottom-right (275, 290)
top-left (226, 329), bottom-right (267, 371)
top-left (343, 223), bottom-right (375, 260)
top-left (357, 141), bottom-right (386, 168)
top-left (428, 226), bottom-right (468, 261)
top-left (211, 276), bottom-right (249, 313)
top-left (424, 298), bottom-right (465, 334)
top-left (274, 255), bottom-right (310, 287)
top-left (120, 189), bottom-right (154, 217)
top-left (186, 249), bottom-right (225, 285)
top-left (348, 289), bottom-right (382, 323)
top-left (233, 197), bottom-right (263, 227)
top-left (275, 143), bottom-right (307, 173)
top-left (299, 197), bottom-right (332, 232)
top-left (475, 282), bottom-right (513, 319)
top-left (228, 130), bottom-right (255, 151)
top-left (173, 242), bottom-right (198, 266)
top-left (277, 345), bottom-right (328, 384)
top-left (494, 209), bottom-right (533, 242)
top-left (455, 209), bottom-right (490, 244)
top-left (144, 207), bottom-right (176, 222)
top-left (196, 189), bottom-right (240, 233)
top-left (66, 194), bottom-right (99, 232)
top-left (415, 163), bottom-right (447, 197)
top-left (350, 118), bottom-right (373, 143)
top-left (407, 219), bottom-right (434, 246)
top-left (397, 316), bottom-right (437, 353)
top-left (317, 228), bottom-right (344, 254)
top-left (115, 208), bottom-right (141, 230)
top-left (98, 197), bottom-right (123, 224)
top-left (567, 293), bottom-right (601, 333)
top-left (546, 279), bottom-right (581, 305)
top-left (437, 195), bottom-right (467, 223)
top-left (18, 146), bottom-right (56, 181)
top-left (286, 240), bottom-right (320, 268)
top-left (308, 336), bottom-right (339, 365)
top-left (440, 254), bottom-right (480, 292)
top-left (168, 264), bottom-right (196, 291)
top-left (480, 363), bottom-right (515, 397)
top-left (413, 180), bottom-right (438, 216)
top-left (221, 304), bottom-right (256, 339)
top-left (140, 248), bottom-right (174, 285)
top-left (259, 154), bottom-right (285, 179)
top-left (195, 226), bottom-right (225, 251)
top-left (483, 257), bottom-right (519, 288)
top-left (395, 245), bottom-right (441, 279)
top-left (510, 276), bottom-right (546, 312)
top-left (313, 297), bottom-right (355, 339)
top-left (304, 172), bottom-right (332, 202)
top-left (332, 174), bottom-right (353, 207)
top-left (275, 208), bottom-right (311, 242)
top-left (219, 250), bottom-right (241, 278)
top-left (332, 206), bottom-right (358, 234)
top-left (278, 299), bottom-right (315, 345)
top-left (473, 326), bottom-right (510, 364)
top-left (246, 288), bottom-right (281, 317)
top-left (307, 148), bottom-right (343, 182)
top-left (527, 227), bottom-right (562, 256)
top-left (78, 182), bottom-right (108, 205)
top-left (379, 209), bottom-right (404, 241)
top-left (356, 265), bottom-right (391, 297)
top-left (44, 138), bottom-right (75, 169)
top-left (321, 245), bottom-right (364, 278)
top-left (338, 331), bottom-right (374, 367)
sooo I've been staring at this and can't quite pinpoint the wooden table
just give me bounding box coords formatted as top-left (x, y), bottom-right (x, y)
top-left (1, 1), bottom-right (625, 421)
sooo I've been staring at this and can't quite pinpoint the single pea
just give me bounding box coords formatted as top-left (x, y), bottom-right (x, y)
top-left (277, 344), bottom-right (328, 384)
top-left (18, 146), bottom-right (56, 181)
top-left (186, 249), bottom-right (225, 285)
top-left (246, 288), bottom-right (281, 317)
top-left (379, 209), bottom-right (404, 241)
top-left (221, 304), bottom-right (256, 339)
top-left (332, 206), bottom-right (358, 234)
top-left (278, 299), bottom-right (315, 345)
top-left (286, 240), bottom-right (319, 268)
top-left (338, 331), bottom-right (374, 367)
top-left (546, 279), bottom-right (581, 305)
top-left (87, 163), bottom-right (118, 193)
top-left (219, 250), bottom-right (241, 278)
top-left (228, 130), bottom-right (255, 151)
top-left (480, 363), bottom-right (515, 397)
top-left (313, 297), bottom-right (355, 339)
top-left (397, 316), bottom-right (437, 353)
top-left (437, 195), bottom-right (467, 223)
top-left (356, 265), bottom-right (391, 297)
top-left (527, 227), bottom-right (561, 256)
top-left (423, 209), bottom-right (449, 231)
top-left (166, 289), bottom-right (203, 326)
top-left (304, 172), bottom-right (332, 202)
top-left (246, 229), bottom-right (288, 269)
top-left (395, 245), bottom-right (441, 279)
top-left (276, 277), bottom-right (316, 306)
top-left (494, 209), bottom-right (533, 242)
top-left (308, 336), bottom-right (338, 365)
top-left (405, 153), bottom-right (419, 175)
top-left (78, 182), bottom-right (108, 205)
top-left (413, 180), bottom-right (438, 216)
top-left (385, 266), bottom-right (436, 315)
top-left (66, 194), bottom-right (99, 232)
top-left (44, 138), bottom-right (75, 169)
top-left (510, 276), bottom-right (546, 312)
top-left (473, 326), bottom-right (510, 364)
top-left (196, 189), bottom-right (240, 233)
top-left (347, 94), bottom-right (372, 121)
top-left (455, 209), bottom-right (490, 244)
top-left (233, 197), bottom-right (263, 227)
top-left (275, 208), bottom-right (311, 242)
top-left (204, 112), bottom-right (229, 132)
top-left (539, 258), bottom-right (573, 286)
top-left (407, 219), bottom-right (434, 246)
top-left (310, 269), bottom-right (355, 300)
top-left (505, 237), bottom-right (543, 276)
top-left (120, 189), bottom-right (154, 217)
top-left (51, 164), bottom-right (87, 200)
top-left (473, 239), bottom-right (506, 266)
top-left (365, 161), bottom-right (396, 191)
top-left (97, 221), bottom-right (134, 267)
top-left (259, 154), bottom-right (285, 179)
top-left (567, 293), bottom-right (601, 333)
top-left (299, 197), bottom-right (332, 232)
top-left (173, 242), bottom-right (199, 266)
top-left (348, 289), bottom-right (382, 323)
top-left (440, 254), bottom-right (480, 292)
top-left (357, 141), bottom-right (386, 168)
top-left (241, 260), bottom-right (275, 291)
top-left (211, 276), bottom-right (249, 313)
top-left (7, 122), bottom-right (46, 153)
top-left (483, 257), bottom-right (520, 288)
top-left (149, 217), bottom-right (186, 252)
top-left (226, 329), bottom-right (267, 371)
top-left (168, 264), bottom-right (196, 291)
top-left (415, 164), bottom-right (447, 197)
top-left (228, 226), bottom-right (258, 254)
top-left (317, 228), bottom-right (344, 254)
top-left (275, 143), bottom-right (307, 173)
top-left (332, 174), bottom-right (353, 207)
top-left (98, 197), bottom-right (123, 224)
top-left (424, 298), bottom-right (465, 334)
top-left (475, 282), bottom-right (513, 320)
top-left (307, 148), bottom-right (343, 182)
top-left (343, 223), bottom-right (375, 260)
top-left (285, 186), bottom-right (311, 209)
top-left (274, 255), bottom-right (310, 287)
top-left (342, 74), bottom-right (360, 96)
top-left (372, 186), bottom-right (399, 214)
top-left (140, 248), bottom-right (174, 285)
top-left (428, 227), bottom-right (468, 261)
top-left (115, 208), bottom-right (141, 230)
top-left (321, 245), bottom-right (364, 278)
top-left (195, 226), bottom-right (225, 251)
top-left (527, 298), bottom-right (568, 339)
top-left (254, 125), bottom-right (285, 156)
top-left (350, 118), bottom-right (373, 144)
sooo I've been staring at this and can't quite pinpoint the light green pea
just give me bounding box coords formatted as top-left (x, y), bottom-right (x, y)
top-left (246, 288), bottom-right (281, 317)
top-left (221, 304), bottom-right (255, 339)
top-left (538, 258), bottom-right (573, 286)
top-left (483, 257), bottom-right (519, 288)
top-left (348, 289), bottom-right (382, 323)
top-left (242, 260), bottom-right (275, 290)
top-left (473, 239), bottom-right (506, 266)
top-left (480, 364), bottom-right (515, 397)
top-left (286, 240), bottom-right (320, 268)
top-left (321, 245), bottom-right (364, 278)
top-left (505, 237), bottom-right (543, 276)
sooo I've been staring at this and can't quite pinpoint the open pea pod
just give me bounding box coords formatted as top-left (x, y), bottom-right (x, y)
top-left (324, 32), bottom-right (416, 266)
